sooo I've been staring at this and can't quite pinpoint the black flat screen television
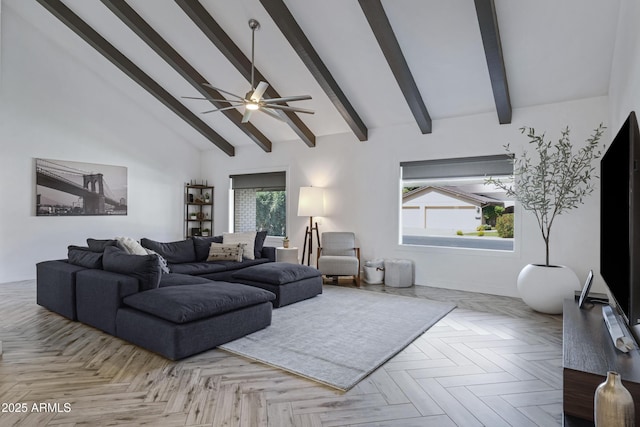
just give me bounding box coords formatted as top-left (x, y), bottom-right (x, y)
top-left (601, 111), bottom-right (640, 336)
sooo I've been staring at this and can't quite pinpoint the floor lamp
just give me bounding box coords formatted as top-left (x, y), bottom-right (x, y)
top-left (298, 186), bottom-right (324, 266)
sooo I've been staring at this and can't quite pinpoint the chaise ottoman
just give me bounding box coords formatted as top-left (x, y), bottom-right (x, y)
top-left (230, 262), bottom-right (322, 308)
top-left (116, 281), bottom-right (276, 360)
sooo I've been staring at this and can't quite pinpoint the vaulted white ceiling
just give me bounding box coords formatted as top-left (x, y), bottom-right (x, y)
top-left (4, 0), bottom-right (621, 154)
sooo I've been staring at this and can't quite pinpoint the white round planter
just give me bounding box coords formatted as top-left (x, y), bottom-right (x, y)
top-left (517, 264), bottom-right (580, 314)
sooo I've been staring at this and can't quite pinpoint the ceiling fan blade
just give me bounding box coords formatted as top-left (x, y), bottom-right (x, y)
top-left (250, 81), bottom-right (269, 102)
top-left (263, 95), bottom-right (312, 104)
top-left (263, 104), bottom-right (315, 114)
top-left (201, 105), bottom-right (240, 114)
top-left (202, 83), bottom-right (245, 100)
top-left (260, 108), bottom-right (285, 121)
top-left (183, 96), bottom-right (244, 103)
top-left (241, 108), bottom-right (253, 123)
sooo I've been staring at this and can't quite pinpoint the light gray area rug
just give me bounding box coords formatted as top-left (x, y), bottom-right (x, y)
top-left (219, 286), bottom-right (456, 391)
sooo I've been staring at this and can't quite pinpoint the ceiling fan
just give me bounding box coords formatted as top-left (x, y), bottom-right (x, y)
top-left (184, 19), bottom-right (314, 123)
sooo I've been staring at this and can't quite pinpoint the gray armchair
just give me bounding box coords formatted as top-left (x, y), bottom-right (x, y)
top-left (317, 232), bottom-right (360, 286)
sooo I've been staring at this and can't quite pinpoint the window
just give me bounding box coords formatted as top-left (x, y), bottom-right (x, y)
top-left (230, 172), bottom-right (286, 237)
top-left (400, 155), bottom-right (514, 251)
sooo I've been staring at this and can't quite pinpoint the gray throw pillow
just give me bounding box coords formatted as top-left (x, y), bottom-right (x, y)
top-left (193, 235), bottom-right (224, 261)
top-left (86, 238), bottom-right (118, 253)
top-left (140, 238), bottom-right (196, 264)
top-left (68, 245), bottom-right (103, 269)
top-left (102, 246), bottom-right (162, 291)
top-left (254, 230), bottom-right (268, 259)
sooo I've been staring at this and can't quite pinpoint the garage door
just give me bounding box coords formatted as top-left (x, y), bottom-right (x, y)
top-left (426, 206), bottom-right (477, 230)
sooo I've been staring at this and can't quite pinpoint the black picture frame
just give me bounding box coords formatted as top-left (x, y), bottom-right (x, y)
top-left (579, 270), bottom-right (595, 309)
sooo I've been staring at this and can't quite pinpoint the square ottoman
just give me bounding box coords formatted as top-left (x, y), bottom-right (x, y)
top-left (230, 262), bottom-right (323, 307)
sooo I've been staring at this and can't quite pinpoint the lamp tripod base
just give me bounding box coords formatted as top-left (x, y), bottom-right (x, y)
top-left (301, 218), bottom-right (320, 266)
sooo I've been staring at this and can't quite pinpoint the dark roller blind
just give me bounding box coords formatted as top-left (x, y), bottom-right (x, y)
top-left (230, 171), bottom-right (286, 191)
top-left (401, 155), bottom-right (513, 180)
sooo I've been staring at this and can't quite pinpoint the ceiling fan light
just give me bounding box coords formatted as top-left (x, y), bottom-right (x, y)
top-left (246, 102), bottom-right (260, 111)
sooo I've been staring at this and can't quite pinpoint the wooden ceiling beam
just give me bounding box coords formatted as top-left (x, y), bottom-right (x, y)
top-left (36, 0), bottom-right (236, 156)
top-left (175, 0), bottom-right (316, 148)
top-left (101, 0), bottom-right (272, 152)
top-left (358, 0), bottom-right (432, 134)
top-left (259, 0), bottom-right (368, 141)
top-left (474, 0), bottom-right (512, 124)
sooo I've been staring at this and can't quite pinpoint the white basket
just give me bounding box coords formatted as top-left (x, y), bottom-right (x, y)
top-left (363, 259), bottom-right (385, 284)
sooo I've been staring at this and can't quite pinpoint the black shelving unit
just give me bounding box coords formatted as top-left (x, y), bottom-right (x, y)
top-left (184, 184), bottom-right (213, 238)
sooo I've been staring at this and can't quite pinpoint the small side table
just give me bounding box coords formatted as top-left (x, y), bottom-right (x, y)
top-left (276, 247), bottom-right (299, 264)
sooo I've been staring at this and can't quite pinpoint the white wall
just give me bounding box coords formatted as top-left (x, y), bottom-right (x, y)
top-left (202, 96), bottom-right (609, 297)
top-left (0, 4), bottom-right (200, 282)
top-left (609, 0), bottom-right (640, 130)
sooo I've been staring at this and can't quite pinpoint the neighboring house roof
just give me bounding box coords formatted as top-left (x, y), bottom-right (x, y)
top-left (402, 186), bottom-right (504, 207)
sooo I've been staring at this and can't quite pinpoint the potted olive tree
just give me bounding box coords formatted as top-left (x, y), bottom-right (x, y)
top-left (487, 123), bottom-right (605, 313)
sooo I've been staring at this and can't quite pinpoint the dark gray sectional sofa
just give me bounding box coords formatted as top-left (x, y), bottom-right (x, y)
top-left (36, 235), bottom-right (322, 360)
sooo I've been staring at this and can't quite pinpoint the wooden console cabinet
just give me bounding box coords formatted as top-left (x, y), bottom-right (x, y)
top-left (563, 298), bottom-right (640, 424)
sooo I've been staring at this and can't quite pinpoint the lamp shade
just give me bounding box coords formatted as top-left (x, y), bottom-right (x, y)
top-left (297, 186), bottom-right (324, 217)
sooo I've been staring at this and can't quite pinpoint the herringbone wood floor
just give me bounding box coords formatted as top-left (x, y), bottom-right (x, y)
top-left (0, 280), bottom-right (563, 426)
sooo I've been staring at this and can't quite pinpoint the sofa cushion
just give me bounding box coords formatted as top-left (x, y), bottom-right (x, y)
top-left (159, 273), bottom-right (213, 288)
top-left (232, 262), bottom-right (321, 285)
top-left (102, 246), bottom-right (162, 291)
top-left (168, 262), bottom-right (229, 276)
top-left (223, 232), bottom-right (256, 260)
top-left (67, 246), bottom-right (103, 269)
top-left (122, 282), bottom-right (275, 324)
top-left (193, 236), bottom-right (223, 261)
top-left (86, 238), bottom-right (118, 252)
top-left (254, 230), bottom-right (268, 259)
top-left (207, 243), bottom-right (244, 262)
top-left (140, 238), bottom-right (196, 264)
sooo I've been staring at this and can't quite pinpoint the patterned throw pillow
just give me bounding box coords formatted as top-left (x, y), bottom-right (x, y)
top-left (206, 243), bottom-right (244, 262)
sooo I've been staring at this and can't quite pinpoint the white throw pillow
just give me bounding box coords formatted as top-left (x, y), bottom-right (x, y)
top-left (116, 236), bottom-right (147, 255)
top-left (223, 232), bottom-right (257, 260)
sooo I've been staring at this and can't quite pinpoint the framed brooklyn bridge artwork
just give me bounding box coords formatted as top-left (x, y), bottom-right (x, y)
top-left (35, 158), bottom-right (128, 216)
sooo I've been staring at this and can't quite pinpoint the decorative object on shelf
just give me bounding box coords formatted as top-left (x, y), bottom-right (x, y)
top-left (487, 124), bottom-right (606, 314)
top-left (283, 236), bottom-right (290, 248)
top-left (298, 186), bottom-right (324, 266)
top-left (190, 213), bottom-right (197, 220)
top-left (594, 371), bottom-right (634, 426)
top-left (204, 192), bottom-right (210, 202)
top-left (202, 228), bottom-right (210, 237)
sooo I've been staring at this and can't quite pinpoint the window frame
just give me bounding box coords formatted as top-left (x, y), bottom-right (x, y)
top-left (228, 167), bottom-right (290, 239)
top-left (397, 155), bottom-right (518, 256)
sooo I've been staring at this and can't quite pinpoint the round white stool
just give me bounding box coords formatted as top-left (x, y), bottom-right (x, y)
top-left (384, 259), bottom-right (413, 287)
